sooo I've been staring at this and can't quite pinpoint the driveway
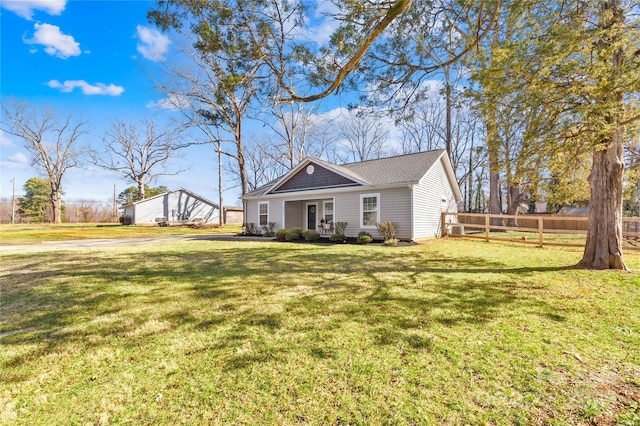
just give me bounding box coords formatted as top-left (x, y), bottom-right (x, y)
top-left (0, 234), bottom-right (270, 252)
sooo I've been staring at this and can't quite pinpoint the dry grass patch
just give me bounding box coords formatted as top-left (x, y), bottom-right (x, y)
top-left (0, 223), bottom-right (241, 245)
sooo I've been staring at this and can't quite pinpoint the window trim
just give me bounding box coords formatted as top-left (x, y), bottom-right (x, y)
top-left (258, 201), bottom-right (269, 226)
top-left (360, 193), bottom-right (380, 228)
top-left (323, 200), bottom-right (334, 224)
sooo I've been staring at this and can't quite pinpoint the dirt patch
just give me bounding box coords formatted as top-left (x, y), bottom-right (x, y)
top-left (585, 370), bottom-right (640, 425)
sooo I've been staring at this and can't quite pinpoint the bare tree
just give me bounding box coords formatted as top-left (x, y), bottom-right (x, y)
top-left (399, 96), bottom-right (446, 154)
top-left (339, 110), bottom-right (390, 162)
top-left (91, 120), bottom-right (188, 200)
top-left (243, 136), bottom-right (290, 191)
top-left (65, 199), bottom-right (113, 223)
top-left (1, 101), bottom-right (87, 223)
top-left (256, 101), bottom-right (322, 170)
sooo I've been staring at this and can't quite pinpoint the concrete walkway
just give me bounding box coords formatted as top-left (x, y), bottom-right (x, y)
top-left (0, 234), bottom-right (272, 252)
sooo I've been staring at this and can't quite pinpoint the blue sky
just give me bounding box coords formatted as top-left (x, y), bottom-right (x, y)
top-left (0, 0), bottom-right (405, 208)
top-left (0, 0), bottom-right (241, 205)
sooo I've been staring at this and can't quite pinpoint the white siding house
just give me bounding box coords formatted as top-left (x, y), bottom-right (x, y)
top-left (122, 188), bottom-right (219, 225)
top-left (242, 150), bottom-right (462, 240)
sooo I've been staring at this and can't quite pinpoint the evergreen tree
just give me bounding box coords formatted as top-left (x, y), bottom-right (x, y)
top-left (18, 178), bottom-right (52, 223)
top-left (117, 185), bottom-right (169, 206)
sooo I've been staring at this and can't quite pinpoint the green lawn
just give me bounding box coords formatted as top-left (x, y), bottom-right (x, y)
top-left (0, 223), bottom-right (242, 245)
top-left (1, 239), bottom-right (639, 425)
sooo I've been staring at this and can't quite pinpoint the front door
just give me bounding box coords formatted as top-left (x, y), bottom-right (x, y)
top-left (307, 204), bottom-right (317, 230)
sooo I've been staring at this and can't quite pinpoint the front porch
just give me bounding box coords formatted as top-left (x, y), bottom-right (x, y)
top-left (283, 198), bottom-right (334, 234)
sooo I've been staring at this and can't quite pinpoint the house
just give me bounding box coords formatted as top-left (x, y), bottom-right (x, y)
top-left (122, 188), bottom-right (219, 225)
top-left (242, 149), bottom-right (462, 240)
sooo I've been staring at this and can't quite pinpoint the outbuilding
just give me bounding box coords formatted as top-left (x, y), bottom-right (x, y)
top-left (122, 188), bottom-right (219, 225)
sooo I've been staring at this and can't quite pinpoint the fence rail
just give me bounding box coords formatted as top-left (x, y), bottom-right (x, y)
top-left (441, 212), bottom-right (640, 251)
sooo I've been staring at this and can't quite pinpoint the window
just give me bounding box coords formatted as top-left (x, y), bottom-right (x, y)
top-left (360, 194), bottom-right (379, 227)
top-left (323, 201), bottom-right (334, 224)
top-left (258, 202), bottom-right (268, 226)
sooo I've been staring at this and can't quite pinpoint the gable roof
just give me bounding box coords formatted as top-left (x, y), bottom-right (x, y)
top-left (244, 149), bottom-right (459, 198)
top-left (339, 149), bottom-right (446, 185)
top-left (123, 188), bottom-right (219, 208)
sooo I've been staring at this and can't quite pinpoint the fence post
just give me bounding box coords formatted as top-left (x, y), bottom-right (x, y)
top-left (485, 214), bottom-right (490, 242)
top-left (441, 212), bottom-right (446, 238)
top-left (538, 216), bottom-right (544, 247)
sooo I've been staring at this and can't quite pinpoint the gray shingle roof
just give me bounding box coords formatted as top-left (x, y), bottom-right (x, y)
top-left (339, 149), bottom-right (446, 185)
top-left (243, 149), bottom-right (447, 197)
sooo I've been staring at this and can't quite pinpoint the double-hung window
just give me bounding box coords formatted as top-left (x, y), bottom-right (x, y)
top-left (323, 201), bottom-right (334, 224)
top-left (360, 193), bottom-right (379, 227)
top-left (258, 202), bottom-right (268, 226)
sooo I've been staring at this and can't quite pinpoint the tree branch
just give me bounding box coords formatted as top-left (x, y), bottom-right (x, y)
top-left (283, 0), bottom-right (415, 103)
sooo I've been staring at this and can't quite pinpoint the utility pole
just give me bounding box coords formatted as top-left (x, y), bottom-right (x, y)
top-left (113, 184), bottom-right (117, 223)
top-left (11, 178), bottom-right (16, 224)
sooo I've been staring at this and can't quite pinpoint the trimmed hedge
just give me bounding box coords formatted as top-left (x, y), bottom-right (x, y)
top-left (285, 232), bottom-right (300, 241)
top-left (305, 231), bottom-right (320, 242)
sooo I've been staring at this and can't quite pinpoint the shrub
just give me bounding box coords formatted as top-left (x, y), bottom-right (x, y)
top-left (329, 233), bottom-right (346, 243)
top-left (358, 231), bottom-right (372, 238)
top-left (376, 221), bottom-right (399, 240)
top-left (285, 232), bottom-right (300, 241)
top-left (334, 221), bottom-right (347, 234)
top-left (301, 229), bottom-right (313, 238)
top-left (384, 238), bottom-right (399, 246)
top-left (261, 222), bottom-right (276, 237)
top-left (244, 223), bottom-right (259, 235)
top-left (290, 227), bottom-right (304, 238)
top-left (358, 235), bottom-right (373, 244)
top-left (305, 231), bottom-right (320, 242)
top-left (275, 229), bottom-right (289, 241)
top-left (119, 215), bottom-right (133, 225)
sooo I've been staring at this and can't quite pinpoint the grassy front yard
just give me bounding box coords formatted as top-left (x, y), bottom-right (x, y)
top-left (0, 223), bottom-right (242, 245)
top-left (1, 239), bottom-right (639, 424)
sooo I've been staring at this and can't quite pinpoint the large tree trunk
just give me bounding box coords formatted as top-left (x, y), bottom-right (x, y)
top-left (217, 143), bottom-right (224, 226)
top-left (579, 0), bottom-right (628, 271)
top-left (137, 180), bottom-right (145, 201)
top-left (506, 185), bottom-right (523, 227)
top-left (51, 190), bottom-right (62, 224)
top-left (444, 73), bottom-right (452, 160)
top-left (580, 127), bottom-right (627, 270)
top-left (486, 112), bottom-right (503, 225)
top-left (236, 118), bottom-right (249, 196)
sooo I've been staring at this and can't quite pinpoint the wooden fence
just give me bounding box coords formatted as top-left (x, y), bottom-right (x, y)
top-left (441, 212), bottom-right (640, 251)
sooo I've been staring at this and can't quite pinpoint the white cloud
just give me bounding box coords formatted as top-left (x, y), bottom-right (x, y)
top-left (47, 80), bottom-right (125, 96)
top-left (136, 26), bottom-right (170, 62)
top-left (146, 95), bottom-right (190, 110)
top-left (9, 152), bottom-right (29, 164)
top-left (295, 1), bottom-right (341, 46)
top-left (0, 130), bottom-right (14, 147)
top-left (1, 0), bottom-right (66, 20)
top-left (25, 23), bottom-right (81, 59)
top-left (1, 152), bottom-right (30, 170)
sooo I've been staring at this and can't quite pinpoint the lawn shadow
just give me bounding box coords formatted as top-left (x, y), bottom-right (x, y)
top-left (1, 241), bottom-right (577, 375)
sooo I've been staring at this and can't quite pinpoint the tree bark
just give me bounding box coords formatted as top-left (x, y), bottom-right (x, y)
top-left (486, 107), bottom-right (503, 225)
top-left (506, 185), bottom-right (523, 227)
top-left (137, 179), bottom-right (146, 201)
top-left (236, 117), bottom-right (249, 196)
top-left (579, 0), bottom-right (628, 271)
top-left (217, 143), bottom-right (224, 226)
top-left (51, 190), bottom-right (62, 224)
top-left (580, 127), bottom-right (627, 270)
